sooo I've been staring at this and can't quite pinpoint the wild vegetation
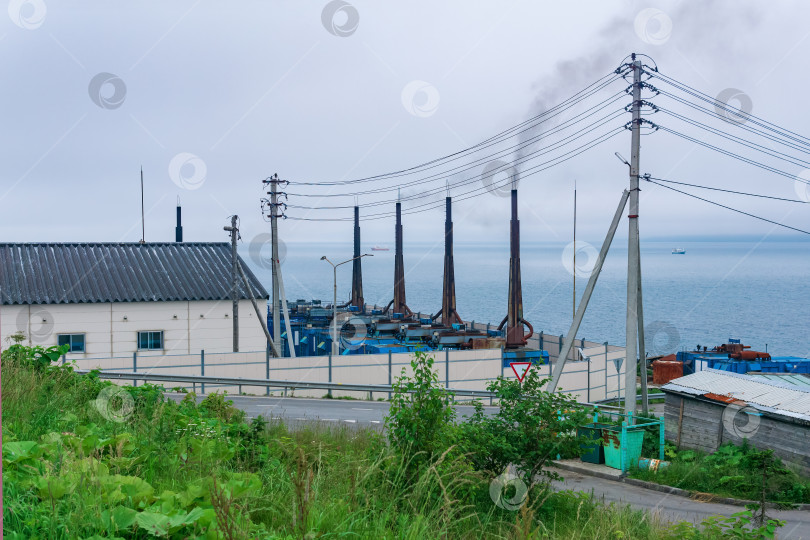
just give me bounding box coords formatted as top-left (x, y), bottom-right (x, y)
top-left (2, 343), bottom-right (785, 538)
top-left (631, 440), bottom-right (810, 505)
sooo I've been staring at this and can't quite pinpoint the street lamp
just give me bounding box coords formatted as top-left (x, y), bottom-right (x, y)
top-left (320, 253), bottom-right (372, 355)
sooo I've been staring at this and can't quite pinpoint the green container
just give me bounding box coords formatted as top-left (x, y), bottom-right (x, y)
top-left (577, 423), bottom-right (611, 464)
top-left (603, 427), bottom-right (644, 471)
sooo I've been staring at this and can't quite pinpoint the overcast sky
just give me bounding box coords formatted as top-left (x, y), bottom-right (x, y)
top-left (2, 0), bottom-right (809, 250)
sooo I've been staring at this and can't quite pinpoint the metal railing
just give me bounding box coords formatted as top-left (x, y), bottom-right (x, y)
top-left (76, 370), bottom-right (498, 402)
top-left (76, 370), bottom-right (660, 411)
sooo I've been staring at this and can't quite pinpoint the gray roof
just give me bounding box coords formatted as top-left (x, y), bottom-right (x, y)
top-left (0, 243), bottom-right (268, 305)
top-left (662, 369), bottom-right (810, 422)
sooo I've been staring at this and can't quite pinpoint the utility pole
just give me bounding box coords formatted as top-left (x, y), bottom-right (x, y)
top-left (224, 216), bottom-right (239, 352)
top-left (261, 174), bottom-right (288, 357)
top-left (625, 54), bottom-right (643, 418)
top-left (270, 174), bottom-right (281, 350)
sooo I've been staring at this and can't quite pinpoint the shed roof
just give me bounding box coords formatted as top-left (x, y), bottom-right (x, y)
top-left (662, 369), bottom-right (810, 422)
top-left (0, 243), bottom-right (268, 305)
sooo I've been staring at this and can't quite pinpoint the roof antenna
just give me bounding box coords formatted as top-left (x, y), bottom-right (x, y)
top-left (139, 166), bottom-right (145, 244)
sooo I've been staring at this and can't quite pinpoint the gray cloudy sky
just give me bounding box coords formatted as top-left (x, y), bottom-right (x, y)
top-left (2, 0), bottom-right (809, 248)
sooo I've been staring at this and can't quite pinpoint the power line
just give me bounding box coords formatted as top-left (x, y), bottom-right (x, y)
top-left (287, 96), bottom-right (627, 198)
top-left (288, 111), bottom-right (626, 209)
top-left (645, 175), bottom-right (809, 203)
top-left (288, 127), bottom-right (625, 221)
top-left (649, 69), bottom-right (810, 148)
top-left (657, 106), bottom-right (810, 169)
top-left (656, 90), bottom-right (810, 156)
top-left (658, 125), bottom-right (807, 184)
top-left (291, 71), bottom-right (627, 187)
top-left (646, 178), bottom-right (810, 235)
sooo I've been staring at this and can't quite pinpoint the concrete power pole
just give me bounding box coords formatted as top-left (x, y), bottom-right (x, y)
top-left (270, 174), bottom-right (281, 351)
top-left (625, 55), bottom-right (645, 417)
top-left (224, 215), bottom-right (239, 352)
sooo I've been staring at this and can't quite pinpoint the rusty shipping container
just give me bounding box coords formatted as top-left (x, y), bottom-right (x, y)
top-left (653, 356), bottom-right (683, 385)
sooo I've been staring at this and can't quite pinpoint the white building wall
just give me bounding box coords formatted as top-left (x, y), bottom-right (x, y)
top-left (0, 299), bottom-right (267, 358)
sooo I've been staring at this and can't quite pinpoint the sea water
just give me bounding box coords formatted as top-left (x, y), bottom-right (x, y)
top-left (243, 240), bottom-right (809, 357)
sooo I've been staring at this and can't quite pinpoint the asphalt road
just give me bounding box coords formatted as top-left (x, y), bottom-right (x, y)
top-left (553, 469), bottom-right (810, 539)
top-left (166, 393), bottom-right (491, 427)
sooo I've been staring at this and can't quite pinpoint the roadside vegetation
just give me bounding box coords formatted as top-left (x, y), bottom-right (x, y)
top-left (2, 342), bottom-right (785, 538)
top-left (631, 441), bottom-right (810, 505)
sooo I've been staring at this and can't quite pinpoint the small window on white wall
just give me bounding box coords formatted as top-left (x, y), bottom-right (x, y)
top-left (137, 331), bottom-right (164, 350)
top-left (57, 334), bottom-right (85, 353)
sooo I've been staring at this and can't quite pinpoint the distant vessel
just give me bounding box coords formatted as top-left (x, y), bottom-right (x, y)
top-left (672, 248), bottom-right (686, 255)
top-left (371, 245), bottom-right (389, 251)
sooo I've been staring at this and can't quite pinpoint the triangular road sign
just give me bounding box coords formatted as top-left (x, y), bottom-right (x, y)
top-left (510, 361), bottom-right (532, 382)
top-left (612, 357), bottom-right (624, 373)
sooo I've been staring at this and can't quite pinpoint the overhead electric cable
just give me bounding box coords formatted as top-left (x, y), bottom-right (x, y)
top-left (646, 176), bottom-right (809, 203)
top-left (646, 178), bottom-right (810, 235)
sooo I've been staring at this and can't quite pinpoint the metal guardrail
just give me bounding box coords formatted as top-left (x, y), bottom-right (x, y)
top-left (596, 392), bottom-right (666, 406)
top-left (75, 370), bottom-right (498, 399)
top-left (75, 370), bottom-right (661, 410)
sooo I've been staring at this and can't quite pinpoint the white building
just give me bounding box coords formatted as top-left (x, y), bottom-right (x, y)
top-left (0, 242), bottom-right (269, 359)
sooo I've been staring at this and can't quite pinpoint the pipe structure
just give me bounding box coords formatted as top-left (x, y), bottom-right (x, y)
top-left (392, 200), bottom-right (413, 317)
top-left (350, 205), bottom-right (365, 312)
top-left (175, 202), bottom-right (183, 242)
top-left (434, 196), bottom-right (462, 325)
top-left (499, 188), bottom-right (530, 348)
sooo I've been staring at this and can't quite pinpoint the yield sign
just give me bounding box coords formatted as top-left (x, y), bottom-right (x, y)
top-left (510, 362), bottom-right (532, 382)
top-left (612, 357), bottom-right (624, 373)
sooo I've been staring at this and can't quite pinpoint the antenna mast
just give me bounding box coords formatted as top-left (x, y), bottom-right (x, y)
top-left (140, 167), bottom-right (145, 243)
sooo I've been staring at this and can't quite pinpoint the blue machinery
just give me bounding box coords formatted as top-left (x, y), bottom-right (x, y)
top-left (269, 192), bottom-right (547, 364)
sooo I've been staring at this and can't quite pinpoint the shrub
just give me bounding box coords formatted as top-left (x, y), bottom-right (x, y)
top-left (458, 367), bottom-right (589, 484)
top-left (385, 350), bottom-right (456, 470)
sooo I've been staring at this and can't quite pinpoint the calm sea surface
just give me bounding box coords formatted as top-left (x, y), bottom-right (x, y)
top-left (241, 240), bottom-right (810, 357)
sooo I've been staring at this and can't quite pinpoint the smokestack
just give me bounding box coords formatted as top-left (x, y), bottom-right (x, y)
top-left (503, 188), bottom-right (528, 348)
top-left (438, 196), bottom-right (461, 325)
top-left (392, 199), bottom-right (411, 316)
top-left (351, 205), bottom-right (364, 312)
top-left (175, 198), bottom-right (183, 243)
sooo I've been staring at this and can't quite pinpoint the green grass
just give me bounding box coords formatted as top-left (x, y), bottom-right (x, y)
top-left (1, 345), bottom-right (773, 539)
top-left (630, 442), bottom-right (810, 505)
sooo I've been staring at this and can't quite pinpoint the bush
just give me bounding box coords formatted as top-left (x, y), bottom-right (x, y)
top-left (457, 367), bottom-right (589, 483)
top-left (385, 349), bottom-right (457, 471)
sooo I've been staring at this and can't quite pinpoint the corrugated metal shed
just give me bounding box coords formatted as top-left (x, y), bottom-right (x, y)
top-left (0, 243), bottom-right (268, 304)
top-left (662, 369), bottom-right (810, 422)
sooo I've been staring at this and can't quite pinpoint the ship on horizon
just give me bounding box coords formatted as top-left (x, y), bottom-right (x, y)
top-left (371, 245), bottom-right (389, 251)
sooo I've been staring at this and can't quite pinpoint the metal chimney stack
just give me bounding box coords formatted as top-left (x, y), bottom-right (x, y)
top-left (438, 196), bottom-right (461, 325)
top-left (504, 188), bottom-right (528, 348)
top-left (392, 200), bottom-right (411, 316)
top-left (175, 200), bottom-right (183, 243)
top-left (351, 205), bottom-right (364, 312)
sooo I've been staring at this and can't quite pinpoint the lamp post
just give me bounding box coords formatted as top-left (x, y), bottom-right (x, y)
top-left (320, 253), bottom-right (372, 355)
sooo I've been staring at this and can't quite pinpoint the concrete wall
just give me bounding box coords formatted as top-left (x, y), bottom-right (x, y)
top-left (0, 300), bottom-right (267, 358)
top-left (65, 343), bottom-right (626, 403)
top-left (664, 393), bottom-right (810, 476)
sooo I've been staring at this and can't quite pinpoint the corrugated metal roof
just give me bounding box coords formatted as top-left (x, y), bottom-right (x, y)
top-left (0, 243), bottom-right (268, 304)
top-left (747, 372), bottom-right (810, 389)
top-left (662, 369), bottom-right (810, 422)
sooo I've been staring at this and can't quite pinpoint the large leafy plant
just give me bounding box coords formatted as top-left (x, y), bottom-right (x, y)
top-left (458, 367), bottom-right (588, 483)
